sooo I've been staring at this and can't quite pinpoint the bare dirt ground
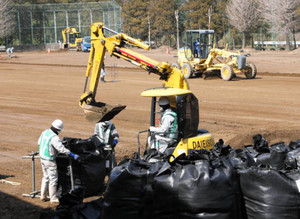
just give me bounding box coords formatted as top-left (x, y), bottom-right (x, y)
top-left (1, 47), bottom-right (300, 218)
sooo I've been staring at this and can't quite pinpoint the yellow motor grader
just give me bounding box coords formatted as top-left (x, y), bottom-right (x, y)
top-left (173, 30), bottom-right (257, 81)
top-left (79, 23), bottom-right (214, 161)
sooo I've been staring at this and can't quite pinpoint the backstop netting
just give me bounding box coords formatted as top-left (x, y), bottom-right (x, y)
top-left (13, 1), bottom-right (122, 45)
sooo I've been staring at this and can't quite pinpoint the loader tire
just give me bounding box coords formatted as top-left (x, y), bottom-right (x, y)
top-left (221, 64), bottom-right (234, 81)
top-left (171, 62), bottom-right (181, 69)
top-left (182, 63), bottom-right (193, 79)
top-left (244, 62), bottom-right (257, 79)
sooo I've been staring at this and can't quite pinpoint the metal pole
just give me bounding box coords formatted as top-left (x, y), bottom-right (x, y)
top-left (54, 11), bottom-right (57, 43)
top-left (103, 9), bottom-right (106, 26)
top-left (32, 154), bottom-right (35, 192)
top-left (66, 10), bottom-right (69, 43)
top-left (22, 152), bottom-right (40, 198)
top-left (150, 97), bottom-right (156, 126)
top-left (17, 11), bottom-right (21, 44)
top-left (43, 11), bottom-right (46, 44)
top-left (30, 12), bottom-right (33, 44)
top-left (78, 10), bottom-right (81, 32)
top-left (90, 9), bottom-right (93, 25)
top-left (148, 14), bottom-right (151, 47)
top-left (68, 158), bottom-right (74, 191)
top-left (175, 10), bottom-right (179, 50)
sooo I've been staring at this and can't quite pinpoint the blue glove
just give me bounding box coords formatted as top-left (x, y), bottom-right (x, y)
top-left (69, 152), bottom-right (79, 160)
top-left (112, 139), bottom-right (118, 147)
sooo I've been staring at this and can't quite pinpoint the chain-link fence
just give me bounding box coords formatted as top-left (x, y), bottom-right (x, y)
top-left (13, 1), bottom-right (122, 45)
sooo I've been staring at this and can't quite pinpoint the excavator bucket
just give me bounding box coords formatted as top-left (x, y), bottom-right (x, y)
top-left (82, 102), bottom-right (126, 123)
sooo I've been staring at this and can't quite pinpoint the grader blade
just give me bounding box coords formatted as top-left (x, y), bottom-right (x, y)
top-left (82, 102), bottom-right (126, 123)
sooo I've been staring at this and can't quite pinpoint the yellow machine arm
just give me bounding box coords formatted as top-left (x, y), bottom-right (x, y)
top-left (80, 22), bottom-right (189, 122)
top-left (62, 27), bottom-right (81, 47)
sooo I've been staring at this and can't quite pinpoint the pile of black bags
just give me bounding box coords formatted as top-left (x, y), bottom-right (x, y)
top-left (42, 134), bottom-right (300, 219)
top-left (57, 135), bottom-right (107, 198)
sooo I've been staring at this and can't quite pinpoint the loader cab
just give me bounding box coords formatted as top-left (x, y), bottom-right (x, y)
top-left (140, 87), bottom-right (214, 161)
top-left (182, 30), bottom-right (214, 60)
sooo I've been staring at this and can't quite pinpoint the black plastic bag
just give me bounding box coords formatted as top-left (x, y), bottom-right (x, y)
top-left (253, 134), bottom-right (269, 153)
top-left (238, 167), bottom-right (300, 219)
top-left (152, 151), bottom-right (244, 219)
top-left (57, 136), bottom-right (106, 198)
top-left (102, 159), bottom-right (164, 219)
top-left (286, 147), bottom-right (300, 169)
top-left (269, 142), bottom-right (288, 170)
top-left (288, 139), bottom-right (300, 150)
top-left (228, 149), bottom-right (255, 170)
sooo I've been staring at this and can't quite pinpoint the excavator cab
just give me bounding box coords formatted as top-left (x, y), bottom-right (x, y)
top-left (140, 87), bottom-right (214, 161)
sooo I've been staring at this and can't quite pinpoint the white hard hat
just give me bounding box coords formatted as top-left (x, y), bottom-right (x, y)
top-left (52, 119), bottom-right (64, 130)
top-left (158, 97), bottom-right (170, 106)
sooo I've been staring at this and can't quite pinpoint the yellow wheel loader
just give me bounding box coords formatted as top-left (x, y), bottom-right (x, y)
top-left (175, 30), bottom-right (257, 81)
top-left (79, 23), bottom-right (214, 161)
top-left (62, 27), bottom-right (83, 51)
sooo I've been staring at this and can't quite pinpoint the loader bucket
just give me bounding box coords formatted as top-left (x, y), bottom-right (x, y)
top-left (82, 102), bottom-right (126, 123)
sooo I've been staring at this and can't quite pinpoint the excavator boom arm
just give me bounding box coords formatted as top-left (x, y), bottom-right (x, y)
top-left (80, 22), bottom-right (189, 122)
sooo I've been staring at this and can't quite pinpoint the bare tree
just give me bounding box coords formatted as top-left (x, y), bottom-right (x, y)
top-left (226, 0), bottom-right (259, 49)
top-left (0, 0), bottom-right (15, 43)
top-left (260, 0), bottom-right (300, 50)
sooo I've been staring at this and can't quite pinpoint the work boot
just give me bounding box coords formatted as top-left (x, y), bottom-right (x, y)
top-left (49, 185), bottom-right (59, 203)
top-left (40, 181), bottom-right (49, 202)
top-left (50, 198), bottom-right (59, 203)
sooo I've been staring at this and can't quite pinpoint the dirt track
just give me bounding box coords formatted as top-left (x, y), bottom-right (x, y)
top-left (1, 49), bottom-right (300, 218)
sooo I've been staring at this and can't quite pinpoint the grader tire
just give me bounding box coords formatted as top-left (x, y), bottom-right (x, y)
top-left (182, 63), bottom-right (193, 79)
top-left (221, 64), bottom-right (234, 81)
top-left (171, 62), bottom-right (181, 69)
top-left (245, 62), bottom-right (257, 79)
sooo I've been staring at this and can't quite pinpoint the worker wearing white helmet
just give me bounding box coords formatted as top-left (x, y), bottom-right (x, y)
top-left (149, 96), bottom-right (178, 153)
top-left (38, 119), bottom-right (79, 203)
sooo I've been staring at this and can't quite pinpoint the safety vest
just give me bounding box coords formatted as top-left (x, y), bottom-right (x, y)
top-left (163, 111), bottom-right (178, 139)
top-left (39, 129), bottom-right (57, 161)
top-left (97, 123), bottom-right (114, 144)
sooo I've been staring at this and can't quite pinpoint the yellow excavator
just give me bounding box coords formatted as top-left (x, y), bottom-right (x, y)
top-left (79, 22), bottom-right (214, 161)
top-left (61, 27), bottom-right (83, 51)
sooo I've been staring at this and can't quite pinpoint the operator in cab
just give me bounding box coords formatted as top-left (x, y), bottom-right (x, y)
top-left (149, 96), bottom-right (178, 153)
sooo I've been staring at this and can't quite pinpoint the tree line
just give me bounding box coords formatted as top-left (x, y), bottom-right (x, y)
top-left (1, 0), bottom-right (299, 50)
